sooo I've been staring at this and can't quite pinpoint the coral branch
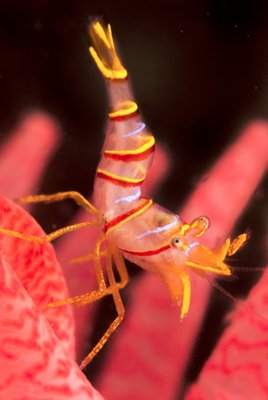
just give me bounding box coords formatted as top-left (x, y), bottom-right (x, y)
top-left (0, 195), bottom-right (75, 357)
top-left (0, 256), bottom-right (103, 400)
top-left (0, 112), bottom-right (61, 198)
top-left (185, 263), bottom-right (268, 400)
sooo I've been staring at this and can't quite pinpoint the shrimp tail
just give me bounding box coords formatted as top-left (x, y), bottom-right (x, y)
top-left (88, 19), bottom-right (128, 80)
top-left (88, 18), bottom-right (155, 215)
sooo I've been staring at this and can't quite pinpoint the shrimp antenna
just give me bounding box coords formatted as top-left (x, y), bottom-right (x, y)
top-left (204, 274), bottom-right (268, 324)
top-left (230, 265), bottom-right (266, 272)
top-left (205, 274), bottom-right (245, 307)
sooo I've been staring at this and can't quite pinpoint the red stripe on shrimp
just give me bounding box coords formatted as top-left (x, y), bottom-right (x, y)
top-left (104, 136), bottom-right (155, 162)
top-left (104, 198), bottom-right (153, 233)
top-left (121, 243), bottom-right (171, 257)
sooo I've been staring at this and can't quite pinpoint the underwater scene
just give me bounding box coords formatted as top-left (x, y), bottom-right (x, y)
top-left (0, 1), bottom-right (267, 399)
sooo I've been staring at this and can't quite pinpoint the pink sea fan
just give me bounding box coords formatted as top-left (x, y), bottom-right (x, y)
top-left (185, 264), bottom-right (268, 400)
top-left (0, 256), bottom-right (101, 400)
top-left (0, 113), bottom-right (267, 400)
top-left (0, 112), bottom-right (61, 199)
top-left (0, 112), bottom-right (103, 400)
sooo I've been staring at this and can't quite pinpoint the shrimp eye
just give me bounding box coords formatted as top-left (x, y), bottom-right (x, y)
top-left (171, 237), bottom-right (182, 248)
top-left (190, 215), bottom-right (210, 237)
top-left (199, 216), bottom-right (210, 228)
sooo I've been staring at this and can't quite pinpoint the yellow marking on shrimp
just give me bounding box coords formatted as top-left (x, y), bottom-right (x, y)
top-left (89, 22), bottom-right (128, 80)
top-left (227, 232), bottom-right (249, 256)
top-left (186, 260), bottom-right (232, 276)
top-left (178, 223), bottom-right (190, 235)
top-left (97, 168), bottom-right (145, 186)
top-left (108, 101), bottom-right (138, 120)
top-left (92, 21), bottom-right (111, 48)
top-left (180, 273), bottom-right (191, 319)
top-left (176, 217), bottom-right (210, 238)
top-left (104, 135), bottom-right (155, 160)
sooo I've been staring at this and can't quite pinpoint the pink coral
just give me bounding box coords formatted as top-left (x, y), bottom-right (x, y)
top-left (0, 112), bottom-right (267, 400)
top-left (0, 112), bottom-right (103, 400)
top-left (186, 266), bottom-right (268, 399)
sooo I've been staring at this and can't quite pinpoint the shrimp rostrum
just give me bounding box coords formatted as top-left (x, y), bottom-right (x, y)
top-left (0, 19), bottom-right (248, 368)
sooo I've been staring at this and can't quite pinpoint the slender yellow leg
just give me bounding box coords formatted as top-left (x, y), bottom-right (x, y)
top-left (80, 245), bottom-right (125, 369)
top-left (93, 233), bottom-right (107, 292)
top-left (18, 191), bottom-right (99, 216)
top-left (113, 247), bottom-right (129, 289)
top-left (70, 247), bottom-right (128, 291)
top-left (47, 286), bottom-right (112, 308)
top-left (48, 245), bottom-right (128, 310)
top-left (70, 250), bottom-right (106, 264)
top-left (0, 192), bottom-right (101, 244)
top-left (46, 234), bottom-right (107, 310)
top-left (70, 247), bottom-right (129, 288)
top-left (0, 221), bottom-right (98, 244)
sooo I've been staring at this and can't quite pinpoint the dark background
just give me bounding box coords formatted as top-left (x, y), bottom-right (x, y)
top-left (0, 0), bottom-right (267, 396)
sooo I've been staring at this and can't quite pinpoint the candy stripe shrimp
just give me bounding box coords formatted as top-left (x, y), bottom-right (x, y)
top-left (0, 18), bottom-right (249, 368)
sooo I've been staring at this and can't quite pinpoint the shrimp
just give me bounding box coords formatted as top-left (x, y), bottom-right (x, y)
top-left (0, 19), bottom-right (249, 369)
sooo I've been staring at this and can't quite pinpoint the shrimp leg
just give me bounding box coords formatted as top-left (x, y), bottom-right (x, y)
top-left (0, 220), bottom-right (98, 244)
top-left (80, 245), bottom-right (125, 369)
top-left (47, 233), bottom-right (108, 309)
top-left (17, 191), bottom-right (99, 215)
top-left (71, 247), bottom-right (129, 288)
top-left (113, 247), bottom-right (129, 288)
top-left (48, 242), bottom-right (128, 311)
top-left (70, 250), bottom-right (106, 265)
top-left (0, 192), bottom-right (101, 245)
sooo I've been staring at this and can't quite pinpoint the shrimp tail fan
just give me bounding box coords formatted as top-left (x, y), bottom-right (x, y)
top-left (88, 17), bottom-right (127, 80)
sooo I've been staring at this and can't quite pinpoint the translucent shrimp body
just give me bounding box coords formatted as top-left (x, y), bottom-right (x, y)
top-left (89, 20), bottom-right (246, 319)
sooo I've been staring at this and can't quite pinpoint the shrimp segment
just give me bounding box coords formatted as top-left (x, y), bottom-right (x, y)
top-left (0, 19), bottom-right (251, 367)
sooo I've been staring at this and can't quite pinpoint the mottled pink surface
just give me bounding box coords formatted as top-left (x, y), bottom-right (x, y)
top-left (0, 255), bottom-right (102, 400)
top-left (0, 112), bottom-right (103, 400)
top-left (1, 112), bottom-right (267, 400)
top-left (95, 120), bottom-right (268, 399)
top-left (186, 264), bottom-right (268, 400)
top-left (0, 195), bottom-right (75, 356)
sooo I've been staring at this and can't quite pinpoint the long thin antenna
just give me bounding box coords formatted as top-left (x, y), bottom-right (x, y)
top-left (205, 274), bottom-right (268, 324)
top-left (230, 266), bottom-right (266, 272)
